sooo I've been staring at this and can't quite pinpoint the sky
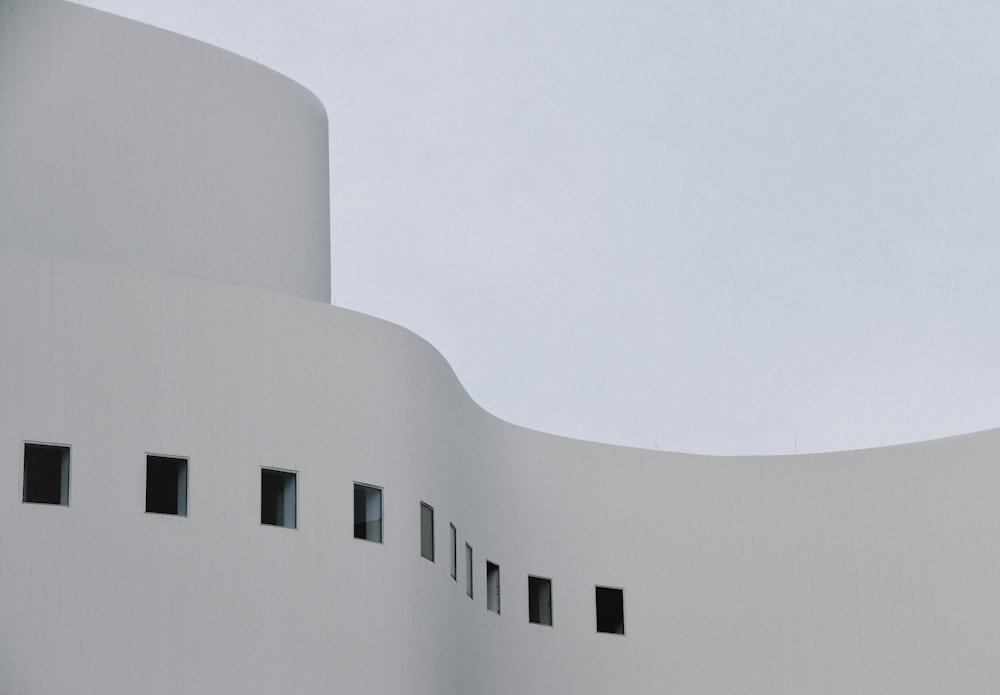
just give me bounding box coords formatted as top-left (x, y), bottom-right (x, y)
top-left (80, 0), bottom-right (1000, 455)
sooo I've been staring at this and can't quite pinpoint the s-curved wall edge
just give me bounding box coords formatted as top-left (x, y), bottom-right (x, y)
top-left (2, 2), bottom-right (1000, 694)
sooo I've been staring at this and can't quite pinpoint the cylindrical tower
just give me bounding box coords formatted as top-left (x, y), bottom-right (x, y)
top-left (0, 0), bottom-right (331, 302)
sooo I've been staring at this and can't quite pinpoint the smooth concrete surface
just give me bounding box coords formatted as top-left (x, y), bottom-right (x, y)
top-left (0, 0), bottom-right (330, 302)
top-left (3, 2), bottom-right (1000, 693)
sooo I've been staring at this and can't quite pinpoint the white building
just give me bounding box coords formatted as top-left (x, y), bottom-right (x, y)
top-left (2, 1), bottom-right (1000, 693)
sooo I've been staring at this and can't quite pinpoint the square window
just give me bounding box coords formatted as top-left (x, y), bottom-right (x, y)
top-left (146, 455), bottom-right (187, 516)
top-left (465, 544), bottom-right (474, 598)
top-left (528, 576), bottom-right (553, 626)
top-left (595, 586), bottom-right (625, 634)
top-left (449, 524), bottom-right (457, 580)
top-left (354, 483), bottom-right (382, 542)
top-left (23, 443), bottom-right (69, 505)
top-left (261, 468), bottom-right (296, 528)
top-left (420, 502), bottom-right (434, 561)
top-left (486, 561), bottom-right (500, 614)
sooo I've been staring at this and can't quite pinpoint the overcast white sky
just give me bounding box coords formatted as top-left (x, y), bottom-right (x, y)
top-left (81, 0), bottom-right (1000, 455)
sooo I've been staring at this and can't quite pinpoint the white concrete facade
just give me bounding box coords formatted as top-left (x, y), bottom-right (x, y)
top-left (2, 2), bottom-right (1000, 693)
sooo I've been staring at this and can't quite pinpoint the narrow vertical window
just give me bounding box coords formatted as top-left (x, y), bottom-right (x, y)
top-left (261, 468), bottom-right (296, 528)
top-left (465, 544), bottom-right (473, 598)
top-left (420, 502), bottom-right (434, 561)
top-left (23, 442), bottom-right (69, 505)
top-left (595, 586), bottom-right (625, 634)
top-left (354, 483), bottom-right (382, 542)
top-left (528, 576), bottom-right (553, 626)
top-left (486, 561), bottom-right (500, 614)
top-left (449, 524), bottom-right (457, 580)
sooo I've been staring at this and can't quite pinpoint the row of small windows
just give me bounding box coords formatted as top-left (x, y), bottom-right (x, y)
top-left (21, 444), bottom-right (379, 530)
top-left (419, 498), bottom-right (623, 634)
top-left (20, 442), bottom-right (625, 634)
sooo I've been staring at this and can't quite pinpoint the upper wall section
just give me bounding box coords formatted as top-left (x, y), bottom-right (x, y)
top-left (0, 0), bottom-right (331, 302)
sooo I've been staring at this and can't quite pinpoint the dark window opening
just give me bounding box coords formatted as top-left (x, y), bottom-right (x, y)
top-left (354, 483), bottom-right (382, 542)
top-left (146, 455), bottom-right (187, 515)
top-left (450, 524), bottom-right (457, 580)
top-left (420, 502), bottom-right (434, 561)
top-left (486, 561), bottom-right (500, 614)
top-left (23, 443), bottom-right (69, 505)
top-left (466, 544), bottom-right (474, 598)
top-left (261, 468), bottom-right (296, 528)
top-left (528, 576), bottom-right (553, 626)
top-left (595, 586), bottom-right (625, 634)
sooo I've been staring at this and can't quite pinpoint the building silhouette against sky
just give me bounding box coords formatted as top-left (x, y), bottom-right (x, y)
top-left (2, 1), bottom-right (1000, 693)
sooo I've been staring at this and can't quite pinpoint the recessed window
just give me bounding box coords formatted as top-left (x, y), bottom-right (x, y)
top-left (449, 524), bottom-right (457, 580)
top-left (261, 468), bottom-right (296, 528)
top-left (23, 443), bottom-right (69, 505)
top-left (354, 483), bottom-right (382, 542)
top-left (146, 455), bottom-right (187, 516)
top-left (595, 586), bottom-right (625, 634)
top-left (420, 502), bottom-right (434, 561)
top-left (465, 544), bottom-right (473, 598)
top-left (486, 561), bottom-right (500, 614)
top-left (528, 576), bottom-right (553, 626)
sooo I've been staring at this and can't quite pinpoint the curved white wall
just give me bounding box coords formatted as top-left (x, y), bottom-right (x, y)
top-left (3, 2), bottom-right (1000, 694)
top-left (0, 0), bottom-right (330, 302)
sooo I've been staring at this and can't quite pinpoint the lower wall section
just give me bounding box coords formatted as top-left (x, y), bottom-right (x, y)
top-left (2, 248), bottom-right (1000, 694)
